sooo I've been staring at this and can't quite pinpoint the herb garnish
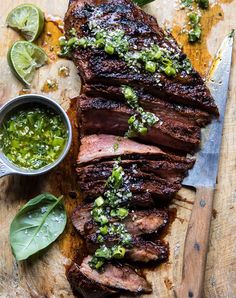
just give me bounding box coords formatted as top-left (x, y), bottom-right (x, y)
top-left (180, 0), bottom-right (209, 43)
top-left (188, 12), bottom-right (202, 43)
top-left (121, 85), bottom-right (159, 138)
top-left (89, 161), bottom-right (133, 270)
top-left (59, 26), bottom-right (193, 77)
top-left (10, 193), bottom-right (67, 261)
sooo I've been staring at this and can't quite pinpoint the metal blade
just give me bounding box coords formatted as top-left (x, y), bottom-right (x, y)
top-left (183, 31), bottom-right (234, 188)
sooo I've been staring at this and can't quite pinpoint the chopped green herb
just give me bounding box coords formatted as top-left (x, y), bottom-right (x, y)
top-left (112, 245), bottom-right (126, 259)
top-left (180, 0), bottom-right (193, 8)
top-left (95, 245), bottom-right (112, 260)
top-left (94, 196), bottom-right (105, 207)
top-left (189, 12), bottom-right (200, 26)
top-left (126, 109), bottom-right (159, 138)
top-left (121, 86), bottom-right (160, 138)
top-left (0, 106), bottom-right (68, 170)
top-left (90, 161), bottom-right (133, 270)
top-left (188, 25), bottom-right (202, 42)
top-left (122, 86), bottom-right (139, 109)
top-left (196, 0), bottom-right (209, 9)
top-left (145, 61), bottom-right (156, 73)
top-left (116, 208), bottom-right (129, 219)
top-left (188, 13), bottom-right (202, 43)
top-left (104, 44), bottom-right (115, 55)
top-left (113, 142), bottom-right (119, 152)
top-left (59, 27), bottom-right (192, 77)
top-left (99, 225), bottom-right (108, 235)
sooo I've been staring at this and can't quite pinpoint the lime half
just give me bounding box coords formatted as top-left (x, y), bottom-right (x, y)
top-left (8, 41), bottom-right (47, 85)
top-left (6, 4), bottom-right (45, 42)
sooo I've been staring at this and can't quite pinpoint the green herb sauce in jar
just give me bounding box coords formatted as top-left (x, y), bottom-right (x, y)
top-left (0, 105), bottom-right (68, 170)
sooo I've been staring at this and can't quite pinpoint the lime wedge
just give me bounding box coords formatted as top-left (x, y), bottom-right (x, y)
top-left (6, 4), bottom-right (45, 42)
top-left (8, 41), bottom-right (47, 86)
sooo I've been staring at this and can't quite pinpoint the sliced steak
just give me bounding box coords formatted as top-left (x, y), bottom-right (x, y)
top-left (126, 239), bottom-right (168, 263)
top-left (86, 235), bottom-right (169, 263)
top-left (67, 256), bottom-right (152, 297)
top-left (77, 159), bottom-right (194, 182)
top-left (77, 134), bottom-right (195, 166)
top-left (67, 262), bottom-right (117, 298)
top-left (84, 83), bottom-right (212, 127)
top-left (77, 175), bottom-right (183, 202)
top-left (72, 203), bottom-right (168, 236)
top-left (64, 0), bottom-right (218, 115)
top-left (78, 95), bottom-right (201, 152)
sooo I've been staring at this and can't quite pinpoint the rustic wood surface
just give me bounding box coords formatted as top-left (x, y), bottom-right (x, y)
top-left (0, 0), bottom-right (236, 297)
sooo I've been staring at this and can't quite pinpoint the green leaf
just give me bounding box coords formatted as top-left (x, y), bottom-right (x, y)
top-left (133, 0), bottom-right (155, 6)
top-left (10, 193), bottom-right (67, 261)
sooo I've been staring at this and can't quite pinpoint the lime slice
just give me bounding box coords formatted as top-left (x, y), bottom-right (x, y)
top-left (6, 4), bottom-right (45, 42)
top-left (8, 41), bottom-right (47, 85)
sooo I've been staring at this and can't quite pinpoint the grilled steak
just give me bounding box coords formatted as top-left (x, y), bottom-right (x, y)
top-left (78, 95), bottom-right (201, 152)
top-left (67, 256), bottom-right (152, 297)
top-left (67, 262), bottom-right (117, 298)
top-left (72, 203), bottom-right (168, 236)
top-left (64, 0), bottom-right (218, 115)
top-left (86, 235), bottom-right (169, 263)
top-left (77, 134), bottom-right (195, 166)
top-left (84, 83), bottom-right (212, 127)
top-left (64, 0), bottom-right (218, 296)
top-left (77, 159), bottom-right (193, 182)
top-left (79, 178), bottom-right (182, 202)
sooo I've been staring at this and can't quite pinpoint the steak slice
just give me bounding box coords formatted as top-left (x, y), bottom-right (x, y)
top-left (86, 235), bottom-right (169, 263)
top-left (77, 159), bottom-right (194, 183)
top-left (78, 176), bottom-right (182, 201)
top-left (77, 160), bottom-right (191, 200)
top-left (67, 262), bottom-right (117, 298)
top-left (77, 134), bottom-right (195, 166)
top-left (72, 203), bottom-right (168, 236)
top-left (78, 95), bottom-right (201, 152)
top-left (84, 83), bottom-right (212, 127)
top-left (67, 256), bottom-right (152, 297)
top-left (64, 0), bottom-right (218, 115)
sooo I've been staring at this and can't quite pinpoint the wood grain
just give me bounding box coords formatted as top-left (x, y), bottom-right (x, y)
top-left (0, 1), bottom-right (236, 297)
top-left (174, 187), bottom-right (215, 298)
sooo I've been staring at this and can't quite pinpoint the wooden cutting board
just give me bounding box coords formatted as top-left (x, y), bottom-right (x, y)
top-left (0, 0), bottom-right (236, 297)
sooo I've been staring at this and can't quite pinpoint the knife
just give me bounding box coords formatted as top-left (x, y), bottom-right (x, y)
top-left (174, 30), bottom-right (234, 298)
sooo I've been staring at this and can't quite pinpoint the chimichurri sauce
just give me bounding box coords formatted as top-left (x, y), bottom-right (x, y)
top-left (0, 105), bottom-right (68, 170)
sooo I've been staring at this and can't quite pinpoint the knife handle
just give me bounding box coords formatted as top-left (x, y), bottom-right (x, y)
top-left (174, 187), bottom-right (215, 298)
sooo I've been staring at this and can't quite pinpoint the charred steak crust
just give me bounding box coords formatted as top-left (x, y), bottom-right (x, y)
top-left (72, 203), bottom-right (169, 236)
top-left (65, 0), bottom-right (218, 115)
top-left (86, 235), bottom-right (169, 263)
top-left (84, 83), bottom-right (212, 127)
top-left (67, 256), bottom-right (152, 297)
top-left (67, 262), bottom-right (118, 298)
top-left (78, 95), bottom-right (201, 152)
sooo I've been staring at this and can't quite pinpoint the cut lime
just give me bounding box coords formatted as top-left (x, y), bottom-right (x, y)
top-left (6, 4), bottom-right (45, 42)
top-left (8, 41), bottom-right (47, 85)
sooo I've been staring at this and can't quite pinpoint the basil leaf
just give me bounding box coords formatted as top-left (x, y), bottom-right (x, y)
top-left (133, 0), bottom-right (155, 6)
top-left (10, 193), bottom-right (67, 261)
